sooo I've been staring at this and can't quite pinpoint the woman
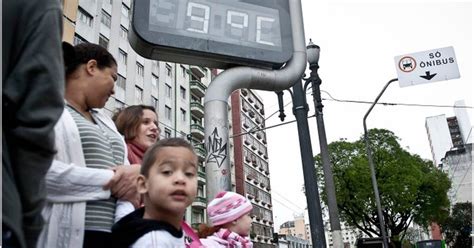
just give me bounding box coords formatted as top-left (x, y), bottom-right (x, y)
top-left (114, 105), bottom-right (161, 164)
top-left (37, 42), bottom-right (140, 248)
top-left (113, 105), bottom-right (160, 221)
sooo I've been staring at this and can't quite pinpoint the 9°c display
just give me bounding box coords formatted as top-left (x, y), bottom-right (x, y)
top-left (130, 0), bottom-right (293, 69)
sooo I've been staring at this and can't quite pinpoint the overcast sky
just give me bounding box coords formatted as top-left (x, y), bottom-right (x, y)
top-left (256, 0), bottom-right (473, 230)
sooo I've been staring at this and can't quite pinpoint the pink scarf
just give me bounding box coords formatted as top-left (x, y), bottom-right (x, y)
top-left (213, 228), bottom-right (253, 248)
top-left (127, 142), bottom-right (145, 165)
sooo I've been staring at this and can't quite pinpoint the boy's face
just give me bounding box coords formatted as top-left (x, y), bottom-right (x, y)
top-left (138, 146), bottom-right (198, 215)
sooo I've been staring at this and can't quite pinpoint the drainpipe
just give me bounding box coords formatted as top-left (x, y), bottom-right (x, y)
top-left (204, 0), bottom-right (307, 201)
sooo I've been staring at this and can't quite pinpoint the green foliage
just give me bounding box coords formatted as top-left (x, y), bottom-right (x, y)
top-left (442, 202), bottom-right (472, 248)
top-left (314, 128), bottom-right (451, 243)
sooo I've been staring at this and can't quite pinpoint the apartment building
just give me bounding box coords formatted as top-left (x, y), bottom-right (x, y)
top-left (231, 89), bottom-right (275, 248)
top-left (278, 214), bottom-right (308, 240)
top-left (61, 0), bottom-right (211, 226)
top-left (425, 100), bottom-right (472, 204)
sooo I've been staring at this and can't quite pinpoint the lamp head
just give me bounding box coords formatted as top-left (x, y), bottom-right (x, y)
top-left (306, 39), bottom-right (320, 66)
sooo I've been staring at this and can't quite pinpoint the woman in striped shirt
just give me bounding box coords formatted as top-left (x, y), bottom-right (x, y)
top-left (38, 42), bottom-right (141, 248)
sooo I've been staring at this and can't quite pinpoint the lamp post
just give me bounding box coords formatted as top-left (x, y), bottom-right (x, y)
top-left (363, 78), bottom-right (398, 248)
top-left (277, 39), bottom-right (345, 248)
top-left (305, 40), bottom-right (343, 248)
top-left (288, 73), bottom-right (327, 248)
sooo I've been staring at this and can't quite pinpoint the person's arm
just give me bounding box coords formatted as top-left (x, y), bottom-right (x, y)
top-left (44, 159), bottom-right (114, 203)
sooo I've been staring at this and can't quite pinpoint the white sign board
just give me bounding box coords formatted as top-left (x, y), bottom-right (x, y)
top-left (394, 46), bottom-right (460, 87)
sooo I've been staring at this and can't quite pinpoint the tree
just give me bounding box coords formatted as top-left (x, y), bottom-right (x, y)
top-left (314, 129), bottom-right (451, 246)
top-left (442, 202), bottom-right (472, 248)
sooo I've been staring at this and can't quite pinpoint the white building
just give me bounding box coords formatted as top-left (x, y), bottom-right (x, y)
top-left (425, 100), bottom-right (473, 205)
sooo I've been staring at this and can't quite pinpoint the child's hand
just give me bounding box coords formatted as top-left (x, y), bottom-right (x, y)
top-left (104, 165), bottom-right (141, 204)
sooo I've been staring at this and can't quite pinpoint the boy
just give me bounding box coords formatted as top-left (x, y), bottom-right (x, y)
top-left (112, 138), bottom-right (198, 247)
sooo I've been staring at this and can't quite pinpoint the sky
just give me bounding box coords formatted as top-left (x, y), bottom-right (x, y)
top-left (255, 0), bottom-right (473, 230)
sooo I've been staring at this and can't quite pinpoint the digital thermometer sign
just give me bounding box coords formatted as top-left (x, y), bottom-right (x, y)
top-left (130, 0), bottom-right (293, 69)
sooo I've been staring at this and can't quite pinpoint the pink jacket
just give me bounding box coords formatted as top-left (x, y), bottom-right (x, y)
top-left (199, 229), bottom-right (253, 248)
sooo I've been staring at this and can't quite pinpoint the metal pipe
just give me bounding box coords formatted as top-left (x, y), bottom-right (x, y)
top-left (204, 0), bottom-right (307, 200)
top-left (362, 78), bottom-right (398, 248)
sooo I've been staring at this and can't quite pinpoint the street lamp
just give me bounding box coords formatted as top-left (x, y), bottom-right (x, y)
top-left (276, 39), bottom-right (344, 248)
top-left (304, 40), bottom-right (344, 248)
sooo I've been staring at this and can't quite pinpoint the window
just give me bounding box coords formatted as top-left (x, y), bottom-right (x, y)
top-left (164, 128), bottom-right (171, 138)
top-left (180, 108), bottom-right (186, 122)
top-left (119, 25), bottom-right (128, 39)
top-left (73, 34), bottom-right (87, 45)
top-left (165, 84), bottom-right (172, 98)
top-left (166, 63), bottom-right (172, 77)
top-left (101, 10), bottom-right (111, 28)
top-left (151, 74), bottom-right (159, 95)
top-left (136, 62), bottom-right (144, 77)
top-left (99, 35), bottom-right (109, 49)
top-left (119, 49), bottom-right (127, 65)
top-left (134, 86), bottom-right (143, 104)
top-left (165, 105), bottom-right (172, 120)
top-left (180, 86), bottom-right (186, 99)
top-left (115, 74), bottom-right (126, 100)
top-left (114, 99), bottom-right (124, 110)
top-left (121, 3), bottom-right (130, 18)
top-left (150, 96), bottom-right (158, 110)
top-left (181, 65), bottom-right (187, 77)
top-left (78, 8), bottom-right (93, 27)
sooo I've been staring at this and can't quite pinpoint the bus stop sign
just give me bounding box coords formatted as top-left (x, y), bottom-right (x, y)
top-left (129, 0), bottom-right (294, 69)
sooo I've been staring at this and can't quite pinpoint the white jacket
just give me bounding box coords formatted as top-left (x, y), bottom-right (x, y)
top-left (37, 108), bottom-right (129, 248)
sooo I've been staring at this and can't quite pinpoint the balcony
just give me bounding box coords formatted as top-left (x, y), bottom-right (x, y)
top-left (195, 145), bottom-right (207, 162)
top-left (190, 80), bottom-right (206, 98)
top-left (192, 196), bottom-right (207, 209)
top-left (191, 101), bottom-right (204, 118)
top-left (198, 170), bottom-right (206, 184)
top-left (190, 65), bottom-right (206, 78)
top-left (191, 123), bottom-right (205, 140)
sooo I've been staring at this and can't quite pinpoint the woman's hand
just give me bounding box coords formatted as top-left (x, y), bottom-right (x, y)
top-left (104, 164), bottom-right (141, 207)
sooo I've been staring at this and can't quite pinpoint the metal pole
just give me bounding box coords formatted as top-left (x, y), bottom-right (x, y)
top-left (203, 0), bottom-right (307, 202)
top-left (362, 78), bottom-right (398, 248)
top-left (292, 80), bottom-right (327, 248)
top-left (309, 64), bottom-right (343, 248)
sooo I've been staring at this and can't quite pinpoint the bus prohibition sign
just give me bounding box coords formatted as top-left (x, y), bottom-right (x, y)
top-left (398, 56), bottom-right (416, 72)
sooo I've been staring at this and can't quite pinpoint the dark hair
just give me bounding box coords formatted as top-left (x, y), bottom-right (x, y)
top-left (62, 42), bottom-right (117, 77)
top-left (114, 105), bottom-right (158, 141)
top-left (141, 138), bottom-right (196, 177)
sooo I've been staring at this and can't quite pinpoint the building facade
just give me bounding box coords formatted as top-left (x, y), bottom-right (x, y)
top-left (425, 100), bottom-right (472, 204)
top-left (61, 0), bottom-right (211, 226)
top-left (279, 214), bottom-right (308, 241)
top-left (231, 89), bottom-right (275, 247)
top-left (277, 234), bottom-right (313, 248)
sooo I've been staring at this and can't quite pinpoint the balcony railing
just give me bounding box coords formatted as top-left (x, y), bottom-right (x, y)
top-left (190, 80), bottom-right (206, 98)
top-left (192, 196), bottom-right (207, 208)
top-left (190, 101), bottom-right (204, 118)
top-left (194, 145), bottom-right (207, 161)
top-left (190, 65), bottom-right (206, 78)
top-left (191, 123), bottom-right (205, 140)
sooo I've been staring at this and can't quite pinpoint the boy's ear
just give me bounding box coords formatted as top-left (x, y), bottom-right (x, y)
top-left (137, 175), bottom-right (148, 194)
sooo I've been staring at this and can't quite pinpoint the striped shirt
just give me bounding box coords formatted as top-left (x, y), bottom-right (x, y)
top-left (66, 105), bottom-right (125, 232)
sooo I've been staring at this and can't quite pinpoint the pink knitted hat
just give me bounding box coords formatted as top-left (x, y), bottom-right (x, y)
top-left (207, 191), bottom-right (253, 226)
